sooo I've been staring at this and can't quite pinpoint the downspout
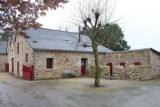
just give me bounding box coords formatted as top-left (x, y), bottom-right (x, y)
top-left (33, 50), bottom-right (36, 80)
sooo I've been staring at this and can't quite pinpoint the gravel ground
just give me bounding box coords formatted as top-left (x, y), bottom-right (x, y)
top-left (0, 72), bottom-right (160, 107)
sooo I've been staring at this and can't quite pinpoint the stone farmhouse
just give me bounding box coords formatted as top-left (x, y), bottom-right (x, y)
top-left (0, 41), bottom-right (8, 72)
top-left (5, 28), bottom-right (160, 81)
top-left (7, 28), bottom-right (112, 80)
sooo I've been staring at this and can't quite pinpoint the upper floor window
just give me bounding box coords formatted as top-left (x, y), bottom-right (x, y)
top-left (11, 47), bottom-right (13, 56)
top-left (46, 58), bottom-right (53, 69)
top-left (17, 43), bottom-right (19, 54)
top-left (25, 53), bottom-right (28, 62)
top-left (134, 62), bottom-right (141, 65)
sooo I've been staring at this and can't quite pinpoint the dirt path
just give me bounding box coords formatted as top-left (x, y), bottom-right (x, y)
top-left (1, 72), bottom-right (160, 107)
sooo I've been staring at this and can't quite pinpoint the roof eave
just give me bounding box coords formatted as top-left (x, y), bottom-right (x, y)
top-left (33, 48), bottom-right (107, 54)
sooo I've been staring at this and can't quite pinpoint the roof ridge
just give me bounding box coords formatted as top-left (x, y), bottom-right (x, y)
top-left (39, 27), bottom-right (79, 34)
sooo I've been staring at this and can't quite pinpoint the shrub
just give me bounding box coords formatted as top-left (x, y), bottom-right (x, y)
top-left (62, 70), bottom-right (75, 78)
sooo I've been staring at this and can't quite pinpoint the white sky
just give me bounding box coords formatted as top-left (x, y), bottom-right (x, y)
top-left (37, 0), bottom-right (160, 51)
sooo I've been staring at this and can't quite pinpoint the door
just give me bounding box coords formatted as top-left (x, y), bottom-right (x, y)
top-left (107, 63), bottom-right (113, 76)
top-left (81, 58), bottom-right (87, 76)
top-left (17, 62), bottom-right (19, 76)
top-left (12, 58), bottom-right (14, 73)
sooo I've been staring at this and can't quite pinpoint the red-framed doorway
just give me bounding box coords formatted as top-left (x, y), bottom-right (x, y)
top-left (17, 62), bottom-right (19, 76)
top-left (81, 58), bottom-right (88, 76)
top-left (107, 63), bottom-right (113, 76)
top-left (11, 58), bottom-right (14, 74)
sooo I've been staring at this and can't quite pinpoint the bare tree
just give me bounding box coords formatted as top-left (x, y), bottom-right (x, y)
top-left (69, 0), bottom-right (117, 87)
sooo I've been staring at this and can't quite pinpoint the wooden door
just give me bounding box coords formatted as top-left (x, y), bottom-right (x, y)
top-left (12, 58), bottom-right (14, 73)
top-left (17, 62), bottom-right (19, 76)
top-left (81, 58), bottom-right (87, 76)
top-left (108, 63), bottom-right (113, 76)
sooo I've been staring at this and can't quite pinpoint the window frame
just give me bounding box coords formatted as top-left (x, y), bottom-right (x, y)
top-left (17, 42), bottom-right (19, 54)
top-left (25, 53), bottom-right (28, 62)
top-left (46, 58), bottom-right (53, 69)
top-left (134, 62), bottom-right (141, 65)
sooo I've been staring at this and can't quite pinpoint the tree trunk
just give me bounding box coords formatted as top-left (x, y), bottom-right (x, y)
top-left (92, 40), bottom-right (101, 87)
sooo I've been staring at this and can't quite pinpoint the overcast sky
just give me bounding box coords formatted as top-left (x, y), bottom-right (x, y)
top-left (37, 0), bottom-right (160, 51)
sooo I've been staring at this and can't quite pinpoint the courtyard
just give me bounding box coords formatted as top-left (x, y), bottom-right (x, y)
top-left (0, 72), bottom-right (160, 107)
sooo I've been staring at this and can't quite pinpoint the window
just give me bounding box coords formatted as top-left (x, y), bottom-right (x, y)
top-left (120, 62), bottom-right (125, 68)
top-left (25, 53), bottom-right (28, 62)
top-left (46, 58), bottom-right (53, 69)
top-left (134, 62), bottom-right (141, 65)
top-left (17, 43), bottom-right (19, 54)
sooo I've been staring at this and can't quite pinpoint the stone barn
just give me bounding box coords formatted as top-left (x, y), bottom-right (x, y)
top-left (7, 28), bottom-right (160, 81)
top-left (7, 28), bottom-right (113, 80)
top-left (0, 41), bottom-right (8, 72)
top-left (100, 48), bottom-right (160, 80)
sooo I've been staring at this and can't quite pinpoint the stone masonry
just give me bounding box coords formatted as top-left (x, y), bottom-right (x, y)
top-left (34, 51), bottom-right (96, 80)
top-left (8, 34), bottom-right (34, 77)
top-left (100, 49), bottom-right (160, 80)
top-left (0, 54), bottom-right (8, 72)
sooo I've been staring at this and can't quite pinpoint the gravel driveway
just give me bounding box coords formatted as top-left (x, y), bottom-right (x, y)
top-left (0, 72), bottom-right (160, 107)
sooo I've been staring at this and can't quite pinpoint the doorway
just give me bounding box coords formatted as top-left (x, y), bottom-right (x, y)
top-left (107, 63), bottom-right (113, 76)
top-left (81, 58), bottom-right (87, 76)
top-left (17, 62), bottom-right (19, 76)
top-left (11, 58), bottom-right (14, 73)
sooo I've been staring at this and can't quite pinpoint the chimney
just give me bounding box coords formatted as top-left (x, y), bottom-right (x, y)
top-left (78, 26), bottom-right (81, 42)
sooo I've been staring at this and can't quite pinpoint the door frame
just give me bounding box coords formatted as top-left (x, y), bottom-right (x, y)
top-left (107, 63), bottom-right (113, 76)
top-left (17, 61), bottom-right (19, 76)
top-left (81, 58), bottom-right (88, 76)
top-left (11, 58), bottom-right (14, 74)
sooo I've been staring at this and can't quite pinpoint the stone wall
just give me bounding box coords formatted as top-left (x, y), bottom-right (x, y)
top-left (87, 66), bottom-right (125, 80)
top-left (87, 66), bottom-right (109, 78)
top-left (101, 49), bottom-right (151, 68)
top-left (127, 65), bottom-right (152, 81)
top-left (0, 54), bottom-right (8, 72)
top-left (34, 51), bottom-right (97, 80)
top-left (8, 34), bottom-right (34, 77)
top-left (113, 66), bottom-right (125, 80)
top-left (100, 49), bottom-right (153, 80)
top-left (150, 50), bottom-right (160, 79)
top-left (8, 42), bottom-right (14, 73)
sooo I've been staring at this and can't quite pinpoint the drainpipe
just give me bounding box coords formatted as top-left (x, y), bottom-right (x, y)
top-left (33, 50), bottom-right (36, 80)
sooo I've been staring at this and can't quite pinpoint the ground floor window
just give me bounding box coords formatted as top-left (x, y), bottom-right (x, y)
top-left (120, 62), bottom-right (125, 68)
top-left (46, 58), bottom-right (53, 69)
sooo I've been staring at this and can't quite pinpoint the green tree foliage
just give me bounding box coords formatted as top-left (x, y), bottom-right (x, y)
top-left (0, 32), bottom-right (11, 41)
top-left (98, 24), bottom-right (131, 51)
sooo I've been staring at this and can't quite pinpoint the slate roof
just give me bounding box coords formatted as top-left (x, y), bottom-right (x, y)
top-left (25, 28), bottom-right (113, 53)
top-left (0, 41), bottom-right (7, 54)
top-left (106, 48), bottom-right (160, 55)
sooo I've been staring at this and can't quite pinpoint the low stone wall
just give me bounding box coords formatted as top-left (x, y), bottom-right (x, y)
top-left (127, 65), bottom-right (152, 81)
top-left (87, 66), bottom-right (109, 78)
top-left (113, 66), bottom-right (125, 80)
top-left (87, 66), bottom-right (125, 80)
